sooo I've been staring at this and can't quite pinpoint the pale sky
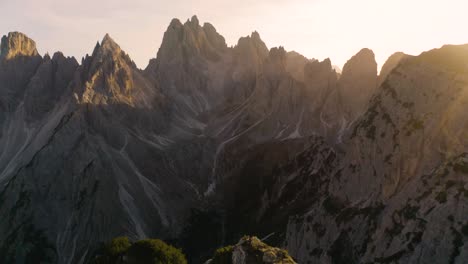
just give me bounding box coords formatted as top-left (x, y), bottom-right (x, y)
top-left (1, 0), bottom-right (467, 71)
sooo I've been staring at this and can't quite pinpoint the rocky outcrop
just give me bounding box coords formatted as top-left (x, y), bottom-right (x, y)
top-left (145, 16), bottom-right (229, 116)
top-left (378, 52), bottom-right (410, 85)
top-left (206, 236), bottom-right (296, 264)
top-left (76, 34), bottom-right (162, 108)
top-left (338, 48), bottom-right (377, 123)
top-left (285, 51), bottom-right (312, 82)
top-left (283, 44), bottom-right (468, 264)
top-left (0, 32), bottom-right (43, 114)
top-left (0, 32), bottom-right (39, 60)
top-left (231, 237), bottom-right (296, 264)
top-left (24, 52), bottom-right (78, 120)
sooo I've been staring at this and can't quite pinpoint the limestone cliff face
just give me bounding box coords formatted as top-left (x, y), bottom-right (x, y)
top-left (0, 33), bottom-right (76, 186)
top-left (24, 52), bottom-right (78, 121)
top-left (146, 16), bottom-right (229, 117)
top-left (0, 18), bottom-right (467, 264)
top-left (76, 34), bottom-right (161, 108)
top-left (0, 32), bottom-right (42, 114)
top-left (283, 44), bottom-right (468, 264)
top-left (0, 32), bottom-right (39, 60)
top-left (285, 51), bottom-right (313, 82)
top-left (338, 48), bottom-right (378, 123)
top-left (302, 58), bottom-right (341, 139)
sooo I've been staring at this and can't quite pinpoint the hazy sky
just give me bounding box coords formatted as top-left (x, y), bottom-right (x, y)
top-left (1, 0), bottom-right (467, 71)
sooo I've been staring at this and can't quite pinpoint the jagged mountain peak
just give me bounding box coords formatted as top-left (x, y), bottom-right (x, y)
top-left (251, 31), bottom-right (261, 41)
top-left (337, 48), bottom-right (377, 122)
top-left (2, 16), bottom-right (467, 264)
top-left (169, 18), bottom-right (183, 28)
top-left (187, 15), bottom-right (199, 26)
top-left (0, 31), bottom-right (39, 60)
top-left (341, 48), bottom-right (377, 78)
top-left (343, 48), bottom-right (376, 71)
top-left (378, 51), bottom-right (410, 85)
top-left (267, 46), bottom-right (287, 69)
top-left (304, 57), bottom-right (334, 76)
top-left (84, 33), bottom-right (138, 74)
top-left (237, 31), bottom-right (266, 47)
top-left (91, 33), bottom-right (125, 59)
top-left (357, 47), bottom-right (374, 55)
top-left (285, 51), bottom-right (315, 81)
top-left (234, 31), bottom-right (269, 63)
top-left (101, 33), bottom-right (117, 47)
top-left (153, 16), bottom-right (227, 65)
top-left (52, 51), bottom-right (67, 61)
top-left (75, 33), bottom-right (152, 106)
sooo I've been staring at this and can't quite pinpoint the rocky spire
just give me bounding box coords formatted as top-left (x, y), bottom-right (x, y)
top-left (378, 52), bottom-right (409, 85)
top-left (90, 34), bottom-right (125, 60)
top-left (304, 58), bottom-right (335, 82)
top-left (266, 46), bottom-right (287, 72)
top-left (76, 33), bottom-right (145, 106)
top-left (341, 48), bottom-right (376, 76)
top-left (236, 31), bottom-right (268, 57)
top-left (338, 48), bottom-right (378, 121)
top-left (0, 32), bottom-right (39, 60)
top-left (147, 16), bottom-right (228, 73)
top-left (233, 31), bottom-right (269, 68)
top-left (188, 15), bottom-right (199, 27)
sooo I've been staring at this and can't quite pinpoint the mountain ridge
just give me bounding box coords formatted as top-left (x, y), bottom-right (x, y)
top-left (0, 16), bottom-right (467, 264)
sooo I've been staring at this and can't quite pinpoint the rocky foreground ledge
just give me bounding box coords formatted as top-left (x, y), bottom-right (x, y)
top-left (206, 236), bottom-right (296, 264)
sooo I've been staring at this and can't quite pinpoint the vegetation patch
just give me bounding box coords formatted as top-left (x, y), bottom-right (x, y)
top-left (366, 125), bottom-right (377, 140)
top-left (322, 196), bottom-right (345, 215)
top-left (453, 161), bottom-right (468, 174)
top-left (351, 100), bottom-right (380, 138)
top-left (401, 204), bottom-right (419, 220)
top-left (128, 239), bottom-right (187, 264)
top-left (312, 223), bottom-right (326, 237)
top-left (402, 102), bottom-right (414, 108)
top-left (404, 118), bottom-right (424, 136)
top-left (0, 220), bottom-right (56, 264)
top-left (328, 232), bottom-right (358, 264)
top-left (435, 191), bottom-right (447, 203)
top-left (449, 228), bottom-right (463, 264)
top-left (445, 180), bottom-right (456, 189)
top-left (208, 236), bottom-right (295, 264)
top-left (210, 246), bottom-right (233, 264)
top-left (336, 204), bottom-right (384, 225)
top-left (91, 237), bottom-right (187, 264)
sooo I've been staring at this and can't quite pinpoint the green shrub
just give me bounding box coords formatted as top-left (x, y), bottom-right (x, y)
top-left (211, 246), bottom-right (233, 264)
top-left (127, 239), bottom-right (187, 264)
top-left (90, 237), bottom-right (186, 264)
top-left (105, 236), bottom-right (131, 258)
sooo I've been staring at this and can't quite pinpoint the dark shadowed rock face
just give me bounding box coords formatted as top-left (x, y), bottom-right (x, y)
top-left (0, 32), bottom-right (43, 113)
top-left (24, 52), bottom-right (78, 121)
top-left (338, 48), bottom-right (378, 123)
top-left (0, 18), bottom-right (467, 264)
